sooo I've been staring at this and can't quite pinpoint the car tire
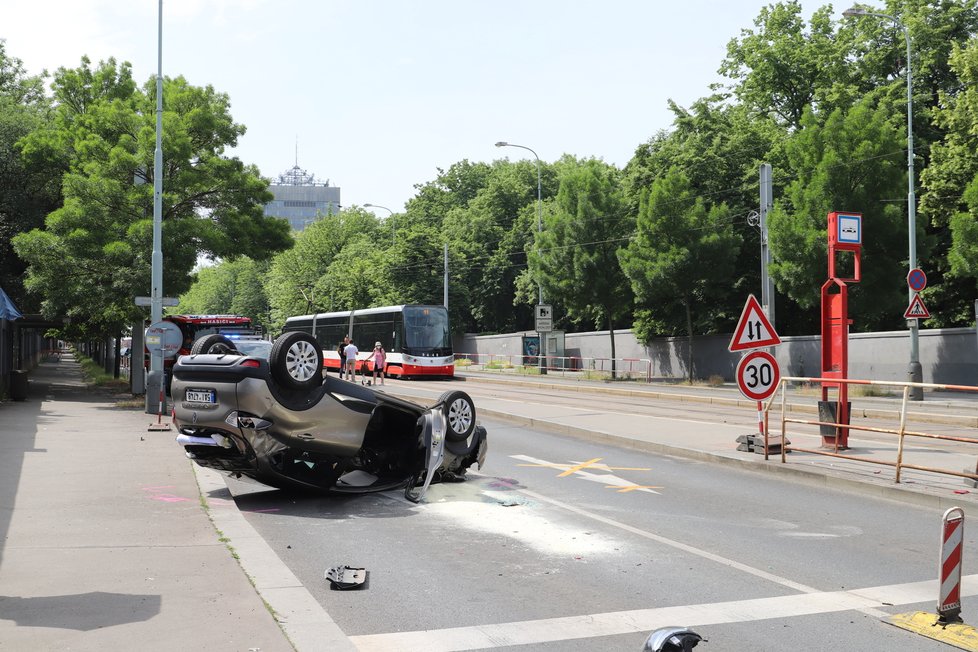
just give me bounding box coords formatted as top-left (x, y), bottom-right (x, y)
top-left (270, 332), bottom-right (323, 390)
top-left (440, 390), bottom-right (476, 442)
top-left (191, 334), bottom-right (238, 355)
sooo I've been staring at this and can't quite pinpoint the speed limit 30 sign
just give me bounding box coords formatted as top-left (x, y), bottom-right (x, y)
top-left (736, 350), bottom-right (781, 401)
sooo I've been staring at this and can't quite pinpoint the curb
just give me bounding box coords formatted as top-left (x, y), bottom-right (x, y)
top-left (194, 465), bottom-right (357, 652)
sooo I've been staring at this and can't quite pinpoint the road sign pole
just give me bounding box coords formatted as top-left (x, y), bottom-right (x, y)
top-left (758, 400), bottom-right (768, 460)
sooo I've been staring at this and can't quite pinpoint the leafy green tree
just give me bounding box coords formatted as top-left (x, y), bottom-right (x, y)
top-left (0, 43), bottom-right (59, 311)
top-left (619, 167), bottom-right (741, 381)
top-left (175, 257), bottom-right (272, 332)
top-left (948, 178), bottom-right (978, 282)
top-left (441, 159), bottom-right (555, 333)
top-left (320, 239), bottom-right (392, 312)
top-left (386, 222), bottom-right (451, 308)
top-left (720, 2), bottom-right (857, 129)
top-left (529, 158), bottom-right (632, 375)
top-left (919, 37), bottom-right (978, 323)
top-left (407, 159), bottom-right (493, 227)
top-left (768, 99), bottom-right (907, 331)
top-left (265, 207), bottom-right (380, 328)
top-left (12, 57), bottom-right (291, 340)
top-left (623, 96), bottom-right (782, 328)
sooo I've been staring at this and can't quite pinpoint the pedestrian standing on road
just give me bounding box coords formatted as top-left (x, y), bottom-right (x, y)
top-left (371, 342), bottom-right (386, 386)
top-left (344, 338), bottom-right (359, 383)
top-left (337, 337), bottom-right (349, 379)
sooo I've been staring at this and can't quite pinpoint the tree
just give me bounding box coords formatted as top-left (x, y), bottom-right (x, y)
top-left (176, 258), bottom-right (272, 332)
top-left (768, 98), bottom-right (909, 331)
top-left (320, 239), bottom-right (392, 312)
top-left (529, 158), bottom-right (632, 375)
top-left (406, 159), bottom-right (493, 227)
top-left (838, 0), bottom-right (978, 327)
top-left (919, 37), bottom-right (978, 322)
top-left (0, 42), bottom-right (59, 311)
top-left (619, 167), bottom-right (741, 382)
top-left (719, 2), bottom-right (857, 130)
top-left (12, 57), bottom-right (292, 340)
top-left (441, 159), bottom-right (556, 333)
top-left (623, 96), bottom-right (783, 330)
top-left (265, 207), bottom-right (380, 328)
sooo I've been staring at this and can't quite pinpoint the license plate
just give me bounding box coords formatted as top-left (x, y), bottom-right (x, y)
top-left (186, 388), bottom-right (216, 403)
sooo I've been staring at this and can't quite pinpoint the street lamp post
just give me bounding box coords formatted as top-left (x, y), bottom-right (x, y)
top-left (145, 0), bottom-right (166, 414)
top-left (495, 141), bottom-right (546, 374)
top-left (843, 6), bottom-right (922, 399)
top-left (364, 203), bottom-right (394, 245)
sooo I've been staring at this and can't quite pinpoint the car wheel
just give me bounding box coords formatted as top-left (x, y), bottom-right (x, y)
top-left (270, 332), bottom-right (323, 390)
top-left (191, 334), bottom-right (238, 355)
top-left (439, 390), bottom-right (476, 442)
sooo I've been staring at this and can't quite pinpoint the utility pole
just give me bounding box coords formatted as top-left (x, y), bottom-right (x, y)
top-left (759, 163), bottom-right (775, 328)
top-left (146, 0), bottom-right (166, 414)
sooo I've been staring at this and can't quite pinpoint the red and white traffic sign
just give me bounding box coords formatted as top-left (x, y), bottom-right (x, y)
top-left (729, 294), bottom-right (781, 352)
top-left (907, 268), bottom-right (927, 292)
top-left (736, 350), bottom-right (781, 401)
top-left (904, 293), bottom-right (930, 319)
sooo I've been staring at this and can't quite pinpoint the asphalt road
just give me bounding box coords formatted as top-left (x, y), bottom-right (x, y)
top-left (222, 391), bottom-right (976, 651)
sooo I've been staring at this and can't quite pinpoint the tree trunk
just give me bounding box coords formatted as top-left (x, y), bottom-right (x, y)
top-left (685, 301), bottom-right (694, 384)
top-left (113, 331), bottom-right (122, 379)
top-left (608, 312), bottom-right (617, 380)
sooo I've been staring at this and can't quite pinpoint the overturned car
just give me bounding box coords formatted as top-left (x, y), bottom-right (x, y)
top-left (171, 332), bottom-right (487, 502)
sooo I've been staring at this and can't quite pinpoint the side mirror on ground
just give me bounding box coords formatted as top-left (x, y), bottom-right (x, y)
top-left (642, 627), bottom-right (705, 652)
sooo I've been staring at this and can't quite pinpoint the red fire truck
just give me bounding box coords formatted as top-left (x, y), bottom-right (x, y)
top-left (145, 314), bottom-right (255, 392)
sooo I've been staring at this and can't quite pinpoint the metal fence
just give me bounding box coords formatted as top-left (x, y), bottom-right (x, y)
top-left (454, 352), bottom-right (653, 381)
top-left (766, 376), bottom-right (978, 485)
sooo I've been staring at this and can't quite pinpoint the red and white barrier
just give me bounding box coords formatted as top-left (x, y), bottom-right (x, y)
top-left (938, 507), bottom-right (965, 622)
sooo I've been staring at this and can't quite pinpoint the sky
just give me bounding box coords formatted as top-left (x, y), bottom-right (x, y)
top-left (1, 0), bottom-right (828, 218)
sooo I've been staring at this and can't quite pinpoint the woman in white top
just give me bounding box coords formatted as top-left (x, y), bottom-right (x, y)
top-left (343, 339), bottom-right (359, 382)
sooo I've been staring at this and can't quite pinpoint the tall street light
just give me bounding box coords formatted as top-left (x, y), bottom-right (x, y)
top-left (145, 0), bottom-right (166, 414)
top-left (364, 203), bottom-right (394, 245)
top-left (495, 141), bottom-right (546, 374)
top-left (843, 6), bottom-right (922, 399)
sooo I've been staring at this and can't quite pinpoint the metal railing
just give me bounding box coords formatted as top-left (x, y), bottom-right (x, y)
top-left (767, 376), bottom-right (978, 484)
top-left (454, 352), bottom-right (653, 382)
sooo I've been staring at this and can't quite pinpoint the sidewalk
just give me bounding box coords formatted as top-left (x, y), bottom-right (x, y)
top-left (0, 356), bottom-right (296, 651)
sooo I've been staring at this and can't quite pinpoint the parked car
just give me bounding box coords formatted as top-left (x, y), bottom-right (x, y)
top-left (171, 332), bottom-right (487, 502)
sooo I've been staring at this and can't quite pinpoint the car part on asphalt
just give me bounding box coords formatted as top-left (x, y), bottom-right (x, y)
top-left (325, 565), bottom-right (368, 590)
top-left (642, 627), bottom-right (706, 651)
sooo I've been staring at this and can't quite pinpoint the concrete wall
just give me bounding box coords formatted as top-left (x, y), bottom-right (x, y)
top-left (456, 326), bottom-right (978, 386)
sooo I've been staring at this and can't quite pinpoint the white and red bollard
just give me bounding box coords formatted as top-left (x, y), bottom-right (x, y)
top-left (938, 507), bottom-right (965, 623)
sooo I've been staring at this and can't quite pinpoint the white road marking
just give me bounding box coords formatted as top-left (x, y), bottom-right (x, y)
top-left (349, 575), bottom-right (978, 651)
